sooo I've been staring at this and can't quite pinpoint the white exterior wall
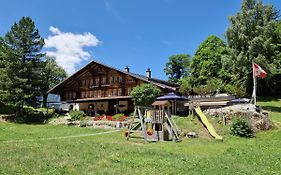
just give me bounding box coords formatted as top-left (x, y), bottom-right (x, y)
top-left (77, 102), bottom-right (109, 113)
top-left (62, 100), bottom-right (129, 114)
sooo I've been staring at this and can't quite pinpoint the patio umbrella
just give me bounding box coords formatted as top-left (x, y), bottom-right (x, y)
top-left (156, 92), bottom-right (187, 115)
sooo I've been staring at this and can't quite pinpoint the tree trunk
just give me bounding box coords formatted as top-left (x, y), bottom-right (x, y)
top-left (15, 101), bottom-right (24, 118)
top-left (42, 93), bottom-right (48, 107)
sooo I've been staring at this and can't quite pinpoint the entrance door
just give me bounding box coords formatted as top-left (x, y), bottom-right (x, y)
top-left (108, 100), bottom-right (117, 115)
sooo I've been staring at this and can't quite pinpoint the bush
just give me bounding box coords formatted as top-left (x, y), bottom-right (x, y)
top-left (79, 120), bottom-right (87, 127)
top-left (23, 106), bottom-right (36, 114)
top-left (0, 103), bottom-right (16, 114)
top-left (69, 111), bottom-right (85, 120)
top-left (113, 114), bottom-right (124, 120)
top-left (230, 118), bottom-right (254, 138)
top-left (15, 112), bottom-right (50, 124)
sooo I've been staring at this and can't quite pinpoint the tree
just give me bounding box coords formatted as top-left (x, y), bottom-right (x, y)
top-left (131, 84), bottom-right (161, 107)
top-left (189, 35), bottom-right (228, 86)
top-left (0, 37), bottom-right (10, 101)
top-left (225, 0), bottom-right (280, 94)
top-left (179, 77), bottom-right (192, 95)
top-left (2, 17), bottom-right (45, 115)
top-left (41, 56), bottom-right (67, 107)
top-left (164, 54), bottom-right (191, 83)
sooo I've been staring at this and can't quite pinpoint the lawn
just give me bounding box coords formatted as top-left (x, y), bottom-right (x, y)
top-left (0, 98), bottom-right (281, 175)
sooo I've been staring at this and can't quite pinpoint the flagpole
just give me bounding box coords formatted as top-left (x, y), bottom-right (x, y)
top-left (251, 61), bottom-right (257, 105)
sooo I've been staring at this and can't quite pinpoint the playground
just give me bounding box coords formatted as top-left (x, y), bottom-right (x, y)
top-left (0, 98), bottom-right (280, 174)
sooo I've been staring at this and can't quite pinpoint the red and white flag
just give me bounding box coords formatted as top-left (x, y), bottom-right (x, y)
top-left (253, 63), bottom-right (267, 78)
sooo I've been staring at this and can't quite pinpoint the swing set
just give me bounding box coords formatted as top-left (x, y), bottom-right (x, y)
top-left (126, 106), bottom-right (181, 142)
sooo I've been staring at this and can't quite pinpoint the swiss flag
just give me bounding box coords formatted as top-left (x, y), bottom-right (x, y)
top-left (253, 63), bottom-right (267, 78)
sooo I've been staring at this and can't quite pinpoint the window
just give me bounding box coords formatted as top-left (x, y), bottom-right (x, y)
top-left (81, 92), bottom-right (85, 98)
top-left (98, 90), bottom-right (101, 97)
top-left (89, 91), bottom-right (93, 97)
top-left (109, 76), bottom-right (114, 83)
top-left (119, 76), bottom-right (123, 83)
top-left (127, 87), bottom-right (132, 96)
top-left (108, 89), bottom-right (112, 96)
top-left (72, 92), bottom-right (76, 99)
top-left (95, 78), bottom-right (100, 86)
top-left (113, 89), bottom-right (117, 96)
top-left (127, 77), bottom-right (134, 82)
top-left (89, 79), bottom-right (93, 86)
top-left (102, 77), bottom-right (107, 84)
top-left (94, 91), bottom-right (98, 97)
top-left (118, 88), bottom-right (122, 96)
top-left (114, 76), bottom-right (118, 83)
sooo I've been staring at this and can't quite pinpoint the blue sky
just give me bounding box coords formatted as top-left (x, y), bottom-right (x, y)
top-left (1, 0), bottom-right (280, 80)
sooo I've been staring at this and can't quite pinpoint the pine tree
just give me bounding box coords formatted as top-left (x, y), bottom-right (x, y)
top-left (2, 17), bottom-right (45, 115)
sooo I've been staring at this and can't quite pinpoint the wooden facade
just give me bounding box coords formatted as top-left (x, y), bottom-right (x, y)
top-left (48, 61), bottom-right (179, 115)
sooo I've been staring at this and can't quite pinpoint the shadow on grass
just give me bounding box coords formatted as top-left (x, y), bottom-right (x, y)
top-left (258, 97), bottom-right (281, 102)
top-left (1, 113), bottom-right (51, 124)
top-left (262, 106), bottom-right (281, 113)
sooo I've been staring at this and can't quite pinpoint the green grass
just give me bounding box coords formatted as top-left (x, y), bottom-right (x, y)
top-left (0, 98), bottom-right (281, 174)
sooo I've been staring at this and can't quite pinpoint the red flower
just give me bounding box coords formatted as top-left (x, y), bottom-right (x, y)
top-left (107, 116), bottom-right (113, 121)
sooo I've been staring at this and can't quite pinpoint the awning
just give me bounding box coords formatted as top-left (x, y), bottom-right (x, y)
top-left (152, 100), bottom-right (171, 107)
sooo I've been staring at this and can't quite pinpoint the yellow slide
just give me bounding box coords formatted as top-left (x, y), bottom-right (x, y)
top-left (195, 107), bottom-right (223, 140)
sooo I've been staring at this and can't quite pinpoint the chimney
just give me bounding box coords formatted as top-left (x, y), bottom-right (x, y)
top-left (146, 68), bottom-right (151, 78)
top-left (124, 66), bottom-right (130, 72)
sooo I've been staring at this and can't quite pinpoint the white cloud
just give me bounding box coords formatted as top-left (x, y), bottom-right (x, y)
top-left (44, 26), bottom-right (100, 75)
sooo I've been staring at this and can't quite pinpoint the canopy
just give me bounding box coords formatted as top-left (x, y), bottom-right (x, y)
top-left (156, 92), bottom-right (187, 115)
top-left (156, 92), bottom-right (187, 101)
top-left (152, 100), bottom-right (171, 107)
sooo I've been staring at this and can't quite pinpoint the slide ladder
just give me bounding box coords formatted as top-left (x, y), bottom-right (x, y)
top-left (165, 115), bottom-right (181, 142)
top-left (195, 107), bottom-right (223, 140)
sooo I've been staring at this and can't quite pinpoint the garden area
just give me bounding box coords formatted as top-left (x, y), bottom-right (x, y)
top-left (0, 98), bottom-right (280, 174)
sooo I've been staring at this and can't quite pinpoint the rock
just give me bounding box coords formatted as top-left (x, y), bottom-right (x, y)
top-left (187, 132), bottom-right (197, 138)
top-left (204, 104), bottom-right (273, 132)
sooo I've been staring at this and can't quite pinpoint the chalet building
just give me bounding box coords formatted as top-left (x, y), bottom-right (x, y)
top-left (48, 60), bottom-right (179, 115)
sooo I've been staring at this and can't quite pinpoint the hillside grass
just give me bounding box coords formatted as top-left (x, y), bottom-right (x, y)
top-left (0, 98), bottom-right (280, 174)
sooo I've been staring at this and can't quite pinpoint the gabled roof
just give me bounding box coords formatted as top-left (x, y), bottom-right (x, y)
top-left (48, 59), bottom-right (179, 94)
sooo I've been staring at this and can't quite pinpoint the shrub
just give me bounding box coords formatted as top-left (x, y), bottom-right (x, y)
top-left (15, 112), bottom-right (50, 124)
top-left (0, 104), bottom-right (16, 114)
top-left (113, 114), bottom-right (124, 120)
top-left (69, 111), bottom-right (85, 120)
top-left (13, 106), bottom-right (59, 124)
top-left (23, 106), bottom-right (36, 114)
top-left (230, 117), bottom-right (254, 138)
top-left (79, 120), bottom-right (87, 127)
